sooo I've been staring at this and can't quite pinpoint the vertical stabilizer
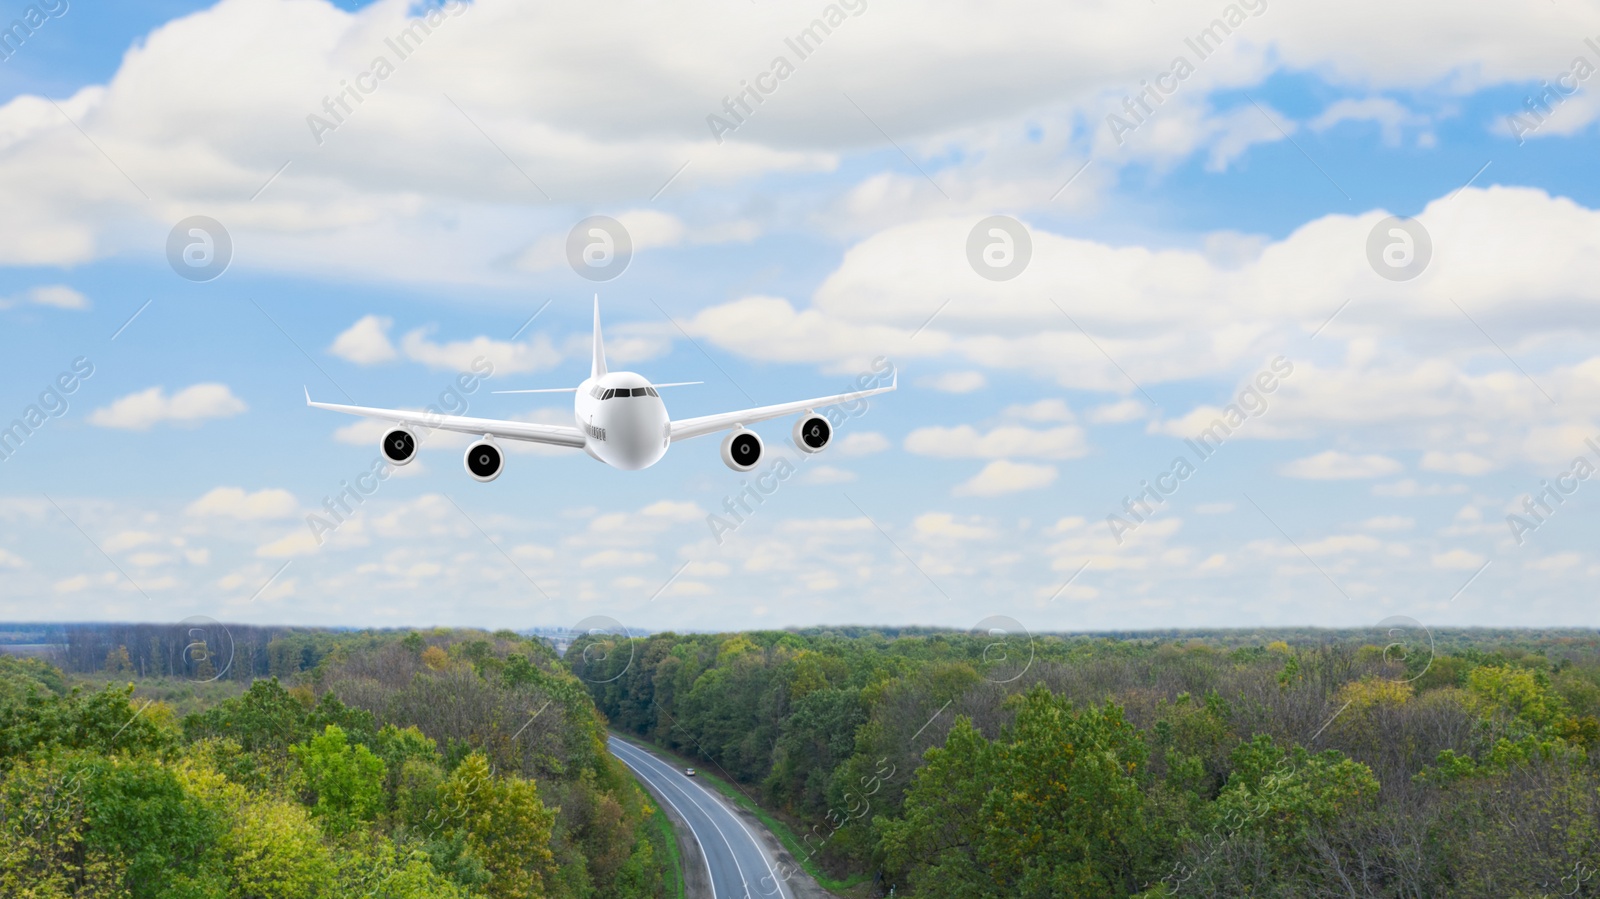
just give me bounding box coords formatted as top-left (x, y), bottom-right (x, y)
top-left (591, 294), bottom-right (608, 379)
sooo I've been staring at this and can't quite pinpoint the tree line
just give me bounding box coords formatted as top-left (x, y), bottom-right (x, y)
top-left (573, 626), bottom-right (1600, 897)
top-left (48, 622), bottom-right (377, 682)
top-left (0, 627), bottom-right (676, 898)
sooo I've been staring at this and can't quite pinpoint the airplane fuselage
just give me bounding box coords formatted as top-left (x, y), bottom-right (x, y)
top-left (576, 371), bottom-right (671, 470)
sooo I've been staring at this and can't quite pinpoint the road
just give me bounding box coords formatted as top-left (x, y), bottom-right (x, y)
top-left (609, 735), bottom-right (791, 899)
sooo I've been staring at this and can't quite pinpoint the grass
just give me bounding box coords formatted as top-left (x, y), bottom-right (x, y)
top-left (618, 734), bottom-right (871, 894)
top-left (646, 802), bottom-right (686, 899)
top-left (67, 674), bottom-right (249, 717)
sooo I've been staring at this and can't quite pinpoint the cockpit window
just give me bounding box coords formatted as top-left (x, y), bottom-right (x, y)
top-left (632, 387), bottom-right (649, 397)
top-left (646, 387), bottom-right (658, 397)
top-left (601, 389), bottom-right (615, 400)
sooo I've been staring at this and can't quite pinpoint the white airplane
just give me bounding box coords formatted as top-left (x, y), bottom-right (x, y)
top-left (307, 298), bottom-right (897, 480)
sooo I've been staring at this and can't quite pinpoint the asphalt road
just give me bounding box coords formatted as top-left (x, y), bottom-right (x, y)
top-left (609, 736), bottom-right (791, 899)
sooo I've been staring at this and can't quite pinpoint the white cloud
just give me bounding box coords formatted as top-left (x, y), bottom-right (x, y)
top-left (1528, 552), bottom-right (1582, 572)
top-left (330, 315), bottom-right (398, 364)
top-left (400, 328), bottom-right (560, 374)
top-left (1432, 549), bottom-right (1487, 570)
top-left (258, 530), bottom-right (321, 559)
top-left (1309, 97), bottom-right (1429, 146)
top-left (640, 500), bottom-right (704, 522)
top-left (920, 371), bottom-right (987, 393)
top-left (1088, 399), bottom-right (1145, 424)
top-left (1246, 533), bottom-right (1384, 558)
top-left (690, 189), bottom-right (1600, 475)
top-left (953, 460), bottom-right (1057, 496)
top-left (54, 574), bottom-right (91, 594)
top-left (802, 465), bottom-right (856, 485)
top-left (1004, 399), bottom-right (1075, 423)
top-left (1, 285), bottom-right (89, 310)
top-left (837, 432), bottom-right (890, 456)
top-left (913, 512), bottom-right (995, 541)
top-left (1279, 451), bottom-right (1402, 480)
top-left (905, 424), bottom-right (1088, 460)
top-left (187, 487), bottom-right (299, 521)
top-left (88, 384), bottom-right (247, 430)
top-left (1372, 479), bottom-right (1468, 497)
top-left (104, 531), bottom-right (159, 553)
top-left (581, 549), bottom-right (656, 568)
top-left (515, 209), bottom-right (690, 272)
top-left (1420, 450), bottom-right (1494, 476)
top-left (0, 549), bottom-right (25, 569)
top-left (0, 0), bottom-right (1592, 289)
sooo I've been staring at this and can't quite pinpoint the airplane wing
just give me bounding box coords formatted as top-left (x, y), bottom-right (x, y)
top-left (306, 391), bottom-right (586, 449)
top-left (668, 374), bottom-right (897, 442)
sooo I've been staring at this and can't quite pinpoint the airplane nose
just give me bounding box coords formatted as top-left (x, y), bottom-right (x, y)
top-left (606, 401), bottom-right (669, 470)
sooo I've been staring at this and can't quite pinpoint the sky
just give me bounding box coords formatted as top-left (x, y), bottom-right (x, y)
top-left (0, 0), bottom-right (1598, 635)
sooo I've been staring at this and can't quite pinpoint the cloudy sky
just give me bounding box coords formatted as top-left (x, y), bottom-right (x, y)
top-left (1, 0), bottom-right (1597, 634)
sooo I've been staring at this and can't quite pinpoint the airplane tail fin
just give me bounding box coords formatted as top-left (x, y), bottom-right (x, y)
top-left (591, 294), bottom-right (608, 380)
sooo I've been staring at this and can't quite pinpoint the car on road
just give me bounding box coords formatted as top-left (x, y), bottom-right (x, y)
top-left (685, 767), bottom-right (696, 776)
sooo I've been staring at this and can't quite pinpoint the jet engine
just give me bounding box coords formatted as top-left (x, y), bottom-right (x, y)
top-left (721, 428), bottom-right (763, 472)
top-left (465, 438), bottom-right (504, 482)
top-left (792, 412), bottom-right (831, 454)
top-left (381, 427), bottom-right (418, 465)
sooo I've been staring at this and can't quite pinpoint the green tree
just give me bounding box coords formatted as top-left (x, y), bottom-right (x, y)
top-left (877, 715), bottom-right (997, 895)
top-left (104, 645), bottom-right (134, 675)
top-left (291, 725), bottom-right (386, 834)
top-left (183, 677), bottom-right (307, 755)
top-left (1467, 664), bottom-right (1570, 730)
top-left (374, 724), bottom-right (441, 808)
top-left (980, 687), bottom-right (1150, 897)
top-left (880, 686), bottom-right (1152, 898)
top-left (0, 753), bottom-right (227, 899)
top-left (1216, 735), bottom-right (1379, 850)
top-left (222, 793), bottom-right (336, 899)
top-left (438, 752), bottom-right (557, 899)
top-left (0, 681), bottom-right (171, 768)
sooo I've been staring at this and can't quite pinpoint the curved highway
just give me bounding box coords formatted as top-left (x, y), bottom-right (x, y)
top-left (609, 736), bottom-right (791, 899)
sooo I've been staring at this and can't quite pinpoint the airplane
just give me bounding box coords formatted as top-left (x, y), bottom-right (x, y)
top-left (306, 297), bottom-right (897, 481)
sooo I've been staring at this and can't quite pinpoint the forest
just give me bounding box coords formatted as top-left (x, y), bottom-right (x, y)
top-left (574, 625), bottom-right (1600, 897)
top-left (0, 626), bottom-right (675, 898)
top-left (8, 621), bottom-right (1600, 897)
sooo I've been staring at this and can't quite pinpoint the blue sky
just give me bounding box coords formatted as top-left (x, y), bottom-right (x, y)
top-left (1, 0), bottom-right (1598, 634)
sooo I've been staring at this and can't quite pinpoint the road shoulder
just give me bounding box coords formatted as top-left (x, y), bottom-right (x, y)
top-left (611, 733), bottom-right (845, 899)
top-left (616, 741), bottom-right (713, 899)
